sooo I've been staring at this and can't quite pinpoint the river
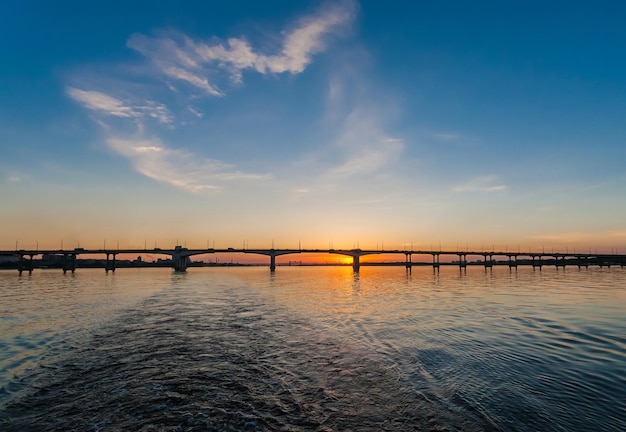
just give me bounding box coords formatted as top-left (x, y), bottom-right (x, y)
top-left (1, 266), bottom-right (625, 431)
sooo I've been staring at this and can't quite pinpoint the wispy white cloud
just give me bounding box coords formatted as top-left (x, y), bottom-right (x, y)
top-left (324, 88), bottom-right (404, 177)
top-left (126, 0), bottom-right (355, 95)
top-left (298, 54), bottom-right (405, 180)
top-left (107, 136), bottom-right (269, 192)
top-left (67, 1), bottom-right (356, 193)
top-left (327, 78), bottom-right (343, 103)
top-left (454, 175), bottom-right (507, 193)
top-left (138, 100), bottom-right (173, 124)
top-left (67, 87), bottom-right (139, 118)
top-left (257, 0), bottom-right (354, 73)
top-left (330, 135), bottom-right (404, 177)
top-left (6, 174), bottom-right (23, 183)
top-left (161, 66), bottom-right (224, 96)
top-left (67, 87), bottom-right (173, 125)
top-left (188, 106), bottom-right (203, 118)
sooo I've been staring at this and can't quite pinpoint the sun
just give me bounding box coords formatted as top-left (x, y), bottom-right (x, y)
top-left (333, 255), bottom-right (353, 265)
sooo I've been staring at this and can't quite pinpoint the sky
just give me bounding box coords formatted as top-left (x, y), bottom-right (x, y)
top-left (1, 0), bottom-right (626, 254)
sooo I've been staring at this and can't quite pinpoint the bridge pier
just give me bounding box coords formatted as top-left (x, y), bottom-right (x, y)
top-left (555, 256), bottom-right (566, 268)
top-left (327, 249), bottom-right (376, 274)
top-left (457, 253), bottom-right (467, 268)
top-left (352, 255), bottom-right (360, 272)
top-left (483, 254), bottom-right (493, 268)
top-left (63, 254), bottom-right (76, 274)
top-left (432, 253), bottom-right (440, 269)
top-left (508, 255), bottom-right (518, 268)
top-left (173, 255), bottom-right (188, 272)
top-left (405, 253), bottom-right (412, 271)
top-left (532, 255), bottom-right (542, 269)
top-left (270, 254), bottom-right (276, 272)
top-left (105, 253), bottom-right (117, 273)
top-left (244, 249), bottom-right (299, 272)
top-left (172, 246), bottom-right (190, 272)
top-left (18, 254), bottom-right (35, 275)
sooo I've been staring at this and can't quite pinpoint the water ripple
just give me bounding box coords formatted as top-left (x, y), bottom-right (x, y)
top-left (1, 266), bottom-right (625, 431)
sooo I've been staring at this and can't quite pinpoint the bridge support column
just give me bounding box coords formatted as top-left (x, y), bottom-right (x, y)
top-left (270, 254), bottom-right (276, 272)
top-left (509, 255), bottom-right (517, 268)
top-left (105, 253), bottom-right (117, 273)
top-left (18, 255), bottom-right (35, 275)
top-left (63, 254), bottom-right (76, 274)
top-left (432, 254), bottom-right (440, 269)
top-left (352, 255), bottom-right (360, 273)
top-left (173, 254), bottom-right (188, 272)
top-left (458, 254), bottom-right (467, 268)
top-left (405, 253), bottom-right (412, 271)
top-left (483, 254), bottom-right (493, 268)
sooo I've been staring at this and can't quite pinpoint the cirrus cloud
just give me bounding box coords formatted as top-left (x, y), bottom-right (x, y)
top-left (66, 1), bottom-right (359, 193)
top-left (126, 0), bottom-right (356, 95)
top-left (454, 175), bottom-right (507, 193)
top-left (67, 87), bottom-right (173, 125)
top-left (107, 136), bottom-right (270, 192)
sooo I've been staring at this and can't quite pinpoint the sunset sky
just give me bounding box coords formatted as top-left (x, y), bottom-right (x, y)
top-left (1, 0), bottom-right (626, 254)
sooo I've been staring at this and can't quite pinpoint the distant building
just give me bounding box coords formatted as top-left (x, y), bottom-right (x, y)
top-left (0, 255), bottom-right (19, 264)
top-left (41, 254), bottom-right (65, 265)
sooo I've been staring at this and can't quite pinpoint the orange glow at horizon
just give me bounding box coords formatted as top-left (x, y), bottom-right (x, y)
top-left (1, 231), bottom-right (625, 259)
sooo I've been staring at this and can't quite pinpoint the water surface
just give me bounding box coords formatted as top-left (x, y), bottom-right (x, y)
top-left (1, 266), bottom-right (624, 431)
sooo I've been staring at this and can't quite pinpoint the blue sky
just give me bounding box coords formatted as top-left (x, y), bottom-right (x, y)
top-left (1, 0), bottom-right (626, 252)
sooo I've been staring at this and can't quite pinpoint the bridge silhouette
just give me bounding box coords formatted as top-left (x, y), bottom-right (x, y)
top-left (2, 246), bottom-right (625, 274)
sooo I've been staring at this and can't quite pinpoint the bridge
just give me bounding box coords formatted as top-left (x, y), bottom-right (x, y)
top-left (1, 246), bottom-right (625, 274)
